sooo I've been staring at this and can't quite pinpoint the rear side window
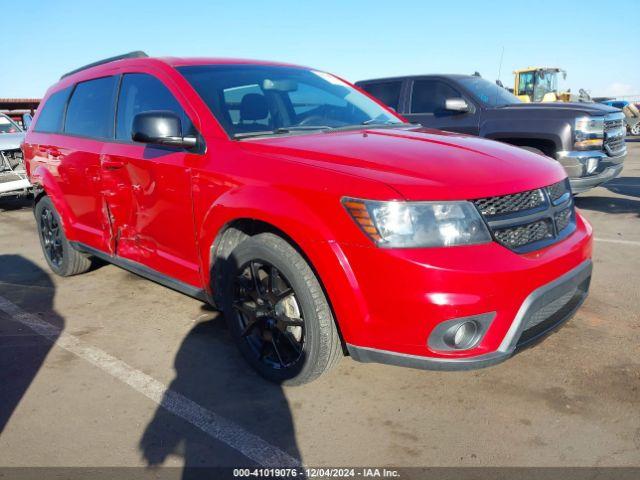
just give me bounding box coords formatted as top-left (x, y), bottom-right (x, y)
top-left (410, 80), bottom-right (461, 114)
top-left (116, 73), bottom-right (192, 141)
top-left (65, 76), bottom-right (117, 138)
top-left (33, 87), bottom-right (71, 133)
top-left (360, 81), bottom-right (402, 110)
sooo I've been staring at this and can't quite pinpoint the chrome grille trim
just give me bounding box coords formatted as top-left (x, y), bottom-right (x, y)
top-left (472, 179), bottom-right (576, 253)
top-left (603, 112), bottom-right (626, 157)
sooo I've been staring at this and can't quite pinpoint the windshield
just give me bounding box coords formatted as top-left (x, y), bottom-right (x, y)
top-left (458, 76), bottom-right (521, 107)
top-left (177, 65), bottom-right (404, 138)
top-left (0, 114), bottom-right (22, 134)
top-left (533, 70), bottom-right (558, 102)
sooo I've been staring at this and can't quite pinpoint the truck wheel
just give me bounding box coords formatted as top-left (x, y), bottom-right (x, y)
top-left (221, 233), bottom-right (342, 385)
top-left (35, 196), bottom-right (91, 276)
top-left (631, 124), bottom-right (640, 136)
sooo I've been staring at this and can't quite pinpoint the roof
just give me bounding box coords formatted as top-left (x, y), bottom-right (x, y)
top-left (57, 51), bottom-right (308, 85)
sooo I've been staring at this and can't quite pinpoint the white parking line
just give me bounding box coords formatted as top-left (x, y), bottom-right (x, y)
top-left (595, 237), bottom-right (640, 246)
top-left (0, 295), bottom-right (300, 468)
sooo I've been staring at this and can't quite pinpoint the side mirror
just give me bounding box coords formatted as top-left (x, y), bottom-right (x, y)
top-left (445, 98), bottom-right (470, 113)
top-left (132, 110), bottom-right (197, 149)
top-left (22, 113), bottom-right (33, 130)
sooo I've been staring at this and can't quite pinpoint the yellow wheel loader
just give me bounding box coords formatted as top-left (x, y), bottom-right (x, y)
top-left (513, 67), bottom-right (591, 103)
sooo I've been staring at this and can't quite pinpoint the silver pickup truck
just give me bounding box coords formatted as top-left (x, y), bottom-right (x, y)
top-left (0, 113), bottom-right (31, 199)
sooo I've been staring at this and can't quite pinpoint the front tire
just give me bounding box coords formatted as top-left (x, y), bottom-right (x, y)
top-left (221, 233), bottom-right (342, 385)
top-left (35, 196), bottom-right (91, 276)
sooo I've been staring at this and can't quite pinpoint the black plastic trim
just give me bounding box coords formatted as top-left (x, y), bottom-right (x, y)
top-left (60, 51), bottom-right (148, 80)
top-left (69, 241), bottom-right (210, 303)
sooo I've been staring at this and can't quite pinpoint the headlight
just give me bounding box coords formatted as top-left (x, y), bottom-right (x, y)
top-left (574, 116), bottom-right (604, 150)
top-left (343, 198), bottom-right (491, 248)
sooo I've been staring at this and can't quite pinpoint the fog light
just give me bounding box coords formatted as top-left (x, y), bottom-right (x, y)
top-left (585, 157), bottom-right (599, 175)
top-left (445, 321), bottom-right (479, 350)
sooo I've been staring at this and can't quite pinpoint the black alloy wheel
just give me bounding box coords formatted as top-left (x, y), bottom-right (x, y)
top-left (40, 205), bottom-right (63, 268)
top-left (233, 260), bottom-right (305, 370)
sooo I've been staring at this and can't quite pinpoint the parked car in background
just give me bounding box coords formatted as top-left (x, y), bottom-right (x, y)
top-left (24, 53), bottom-right (592, 384)
top-left (0, 113), bottom-right (31, 200)
top-left (600, 100), bottom-right (640, 136)
top-left (356, 75), bottom-right (626, 193)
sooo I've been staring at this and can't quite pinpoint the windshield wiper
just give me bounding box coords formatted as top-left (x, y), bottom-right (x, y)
top-left (326, 122), bottom-right (419, 132)
top-left (234, 125), bottom-right (333, 139)
top-left (275, 125), bottom-right (333, 133)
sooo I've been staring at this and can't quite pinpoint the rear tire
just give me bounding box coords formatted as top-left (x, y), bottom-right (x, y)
top-left (221, 233), bottom-right (342, 385)
top-left (35, 196), bottom-right (91, 276)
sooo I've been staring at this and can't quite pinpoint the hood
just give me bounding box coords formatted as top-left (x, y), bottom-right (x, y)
top-left (497, 101), bottom-right (618, 116)
top-left (0, 132), bottom-right (25, 151)
top-left (241, 127), bottom-right (566, 201)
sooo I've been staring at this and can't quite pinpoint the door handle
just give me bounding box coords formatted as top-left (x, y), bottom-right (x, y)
top-left (101, 158), bottom-right (126, 170)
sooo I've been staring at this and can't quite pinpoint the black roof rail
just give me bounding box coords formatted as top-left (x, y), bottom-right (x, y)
top-left (60, 51), bottom-right (148, 80)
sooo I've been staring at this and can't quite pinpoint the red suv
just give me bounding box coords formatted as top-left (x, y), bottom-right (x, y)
top-left (23, 52), bottom-right (593, 384)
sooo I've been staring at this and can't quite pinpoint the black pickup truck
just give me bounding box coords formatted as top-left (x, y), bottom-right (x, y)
top-left (356, 75), bottom-right (626, 193)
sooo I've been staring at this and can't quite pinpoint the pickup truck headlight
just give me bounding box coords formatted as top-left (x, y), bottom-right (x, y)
top-left (343, 198), bottom-right (491, 248)
top-left (574, 116), bottom-right (604, 150)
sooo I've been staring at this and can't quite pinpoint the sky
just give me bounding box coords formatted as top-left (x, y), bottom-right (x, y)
top-left (2, 0), bottom-right (639, 99)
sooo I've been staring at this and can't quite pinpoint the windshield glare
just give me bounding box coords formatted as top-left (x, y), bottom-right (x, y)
top-left (458, 77), bottom-right (521, 107)
top-left (178, 65), bottom-right (403, 137)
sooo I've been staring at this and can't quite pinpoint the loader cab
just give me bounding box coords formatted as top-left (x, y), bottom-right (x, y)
top-left (514, 67), bottom-right (565, 103)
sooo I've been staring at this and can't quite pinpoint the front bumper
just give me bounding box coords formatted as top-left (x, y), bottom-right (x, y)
top-left (347, 259), bottom-right (591, 370)
top-left (556, 149), bottom-right (626, 193)
top-left (337, 211), bottom-right (592, 370)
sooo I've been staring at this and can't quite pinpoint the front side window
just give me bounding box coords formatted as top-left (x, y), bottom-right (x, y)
top-left (360, 81), bottom-right (402, 110)
top-left (33, 87), bottom-right (72, 133)
top-left (65, 77), bottom-right (117, 138)
top-left (116, 73), bottom-right (192, 141)
top-left (410, 80), bottom-right (462, 115)
top-left (177, 65), bottom-right (402, 138)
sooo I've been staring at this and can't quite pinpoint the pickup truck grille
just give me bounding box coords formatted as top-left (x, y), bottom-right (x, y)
top-left (472, 179), bottom-right (575, 253)
top-left (603, 112), bottom-right (626, 157)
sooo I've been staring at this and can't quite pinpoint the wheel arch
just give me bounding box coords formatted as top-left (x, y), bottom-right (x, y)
top-left (30, 165), bottom-right (74, 232)
top-left (197, 186), bottom-right (368, 348)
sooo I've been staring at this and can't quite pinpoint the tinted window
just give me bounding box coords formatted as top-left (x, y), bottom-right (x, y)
top-left (116, 73), bottom-right (192, 141)
top-left (222, 83), bottom-right (271, 127)
top-left (34, 87), bottom-right (71, 133)
top-left (410, 80), bottom-right (462, 114)
top-left (65, 77), bottom-right (117, 138)
top-left (360, 81), bottom-right (402, 110)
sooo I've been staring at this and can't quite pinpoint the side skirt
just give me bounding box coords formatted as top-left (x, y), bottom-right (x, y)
top-left (70, 241), bottom-right (211, 304)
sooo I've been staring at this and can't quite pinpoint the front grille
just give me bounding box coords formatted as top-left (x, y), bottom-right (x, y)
top-left (474, 189), bottom-right (545, 217)
top-left (472, 178), bottom-right (576, 253)
top-left (604, 118), bottom-right (624, 130)
top-left (494, 219), bottom-right (553, 249)
top-left (604, 137), bottom-right (625, 156)
top-left (554, 207), bottom-right (573, 232)
top-left (603, 112), bottom-right (626, 157)
top-left (547, 180), bottom-right (569, 203)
